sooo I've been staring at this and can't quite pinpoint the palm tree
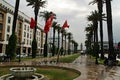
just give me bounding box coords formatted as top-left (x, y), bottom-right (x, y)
top-left (61, 29), bottom-right (65, 55)
top-left (85, 24), bottom-right (94, 40)
top-left (74, 41), bottom-right (78, 53)
top-left (85, 23), bottom-right (94, 52)
top-left (67, 32), bottom-right (72, 55)
top-left (6, 0), bottom-right (20, 59)
top-left (85, 40), bottom-right (89, 53)
top-left (52, 21), bottom-right (57, 56)
top-left (63, 31), bottom-right (67, 55)
top-left (26, 0), bottom-right (46, 58)
top-left (40, 11), bottom-right (56, 57)
top-left (56, 24), bottom-right (61, 54)
top-left (89, 0), bottom-right (104, 59)
top-left (85, 23), bottom-right (95, 56)
top-left (40, 11), bottom-right (56, 22)
top-left (56, 25), bottom-right (61, 63)
top-left (87, 10), bottom-right (100, 64)
top-left (71, 40), bottom-right (75, 53)
top-left (105, 0), bottom-right (115, 61)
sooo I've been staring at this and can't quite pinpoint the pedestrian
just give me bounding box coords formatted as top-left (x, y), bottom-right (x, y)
top-left (104, 57), bottom-right (108, 65)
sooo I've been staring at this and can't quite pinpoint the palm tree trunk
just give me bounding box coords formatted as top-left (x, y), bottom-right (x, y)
top-left (34, 16), bottom-right (37, 40)
top-left (34, 5), bottom-right (38, 40)
top-left (95, 22), bottom-right (99, 64)
top-left (31, 4), bottom-right (38, 58)
top-left (68, 38), bottom-right (70, 55)
top-left (106, 0), bottom-right (115, 60)
top-left (52, 27), bottom-right (56, 56)
top-left (58, 31), bottom-right (60, 53)
top-left (98, 0), bottom-right (104, 59)
top-left (7, 0), bottom-right (20, 59)
top-left (100, 18), bottom-right (104, 58)
top-left (44, 33), bottom-right (48, 57)
top-left (61, 33), bottom-right (63, 55)
top-left (57, 30), bottom-right (60, 63)
top-left (44, 19), bottom-right (49, 57)
top-left (12, 0), bottom-right (20, 34)
top-left (65, 35), bottom-right (66, 55)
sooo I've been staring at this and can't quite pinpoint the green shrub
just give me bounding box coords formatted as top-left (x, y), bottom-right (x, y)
top-left (60, 54), bottom-right (79, 63)
top-left (6, 34), bottom-right (17, 60)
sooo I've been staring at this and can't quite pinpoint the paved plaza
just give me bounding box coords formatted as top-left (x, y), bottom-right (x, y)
top-left (0, 55), bottom-right (120, 80)
top-left (68, 56), bottom-right (120, 80)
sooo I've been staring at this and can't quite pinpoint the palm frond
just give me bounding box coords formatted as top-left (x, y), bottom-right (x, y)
top-left (39, 11), bottom-right (56, 22)
top-left (89, 0), bottom-right (97, 5)
top-left (26, 0), bottom-right (46, 9)
top-left (52, 21), bottom-right (57, 27)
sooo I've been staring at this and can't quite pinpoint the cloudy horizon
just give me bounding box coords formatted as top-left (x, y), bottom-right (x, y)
top-left (4, 0), bottom-right (120, 49)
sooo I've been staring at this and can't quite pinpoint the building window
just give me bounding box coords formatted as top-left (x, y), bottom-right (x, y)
top-left (0, 23), bottom-right (3, 30)
top-left (27, 33), bottom-right (29, 38)
top-left (24, 25), bottom-right (26, 30)
top-left (0, 33), bottom-right (2, 41)
top-left (30, 41), bottom-right (31, 45)
top-left (24, 39), bottom-right (26, 44)
top-left (8, 16), bottom-right (11, 24)
top-left (0, 13), bottom-right (3, 22)
top-left (37, 37), bottom-right (38, 41)
top-left (19, 22), bottom-right (22, 29)
top-left (18, 38), bottom-right (20, 44)
top-left (6, 34), bottom-right (9, 41)
top-left (27, 26), bottom-right (29, 31)
top-left (0, 13), bottom-right (3, 18)
top-left (7, 25), bottom-right (10, 32)
top-left (27, 40), bottom-right (28, 45)
top-left (39, 37), bottom-right (41, 41)
top-left (24, 32), bottom-right (26, 37)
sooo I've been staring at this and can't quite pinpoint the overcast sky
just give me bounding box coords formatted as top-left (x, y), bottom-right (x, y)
top-left (5, 0), bottom-right (120, 48)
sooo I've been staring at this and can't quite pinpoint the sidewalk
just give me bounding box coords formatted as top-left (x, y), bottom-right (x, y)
top-left (57, 55), bottom-right (105, 80)
top-left (60, 55), bottom-right (120, 80)
top-left (0, 55), bottom-right (120, 80)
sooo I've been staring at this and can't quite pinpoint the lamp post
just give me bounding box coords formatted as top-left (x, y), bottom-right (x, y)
top-left (18, 42), bottom-right (24, 62)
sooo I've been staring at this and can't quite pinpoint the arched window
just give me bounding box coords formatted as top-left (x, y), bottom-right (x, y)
top-left (0, 13), bottom-right (4, 22)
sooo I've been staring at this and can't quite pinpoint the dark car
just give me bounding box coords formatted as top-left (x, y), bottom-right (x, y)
top-left (80, 50), bottom-right (85, 55)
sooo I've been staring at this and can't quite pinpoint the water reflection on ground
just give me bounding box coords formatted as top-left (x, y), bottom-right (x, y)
top-left (71, 55), bottom-right (120, 80)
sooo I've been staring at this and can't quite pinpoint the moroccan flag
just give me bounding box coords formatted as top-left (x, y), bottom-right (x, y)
top-left (30, 18), bottom-right (35, 29)
top-left (44, 24), bottom-right (50, 33)
top-left (62, 20), bottom-right (69, 29)
top-left (50, 14), bottom-right (55, 22)
top-left (44, 15), bottom-right (55, 33)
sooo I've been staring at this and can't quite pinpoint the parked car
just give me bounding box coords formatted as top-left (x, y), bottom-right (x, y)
top-left (0, 53), bottom-right (6, 57)
top-left (48, 53), bottom-right (52, 57)
top-left (80, 50), bottom-right (85, 55)
top-left (16, 53), bottom-right (27, 58)
top-left (0, 53), bottom-right (10, 62)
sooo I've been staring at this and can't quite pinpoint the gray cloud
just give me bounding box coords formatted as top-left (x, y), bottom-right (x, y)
top-left (5, 0), bottom-right (120, 48)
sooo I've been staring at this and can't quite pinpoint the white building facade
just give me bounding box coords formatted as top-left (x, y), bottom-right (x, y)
top-left (0, 0), bottom-right (44, 55)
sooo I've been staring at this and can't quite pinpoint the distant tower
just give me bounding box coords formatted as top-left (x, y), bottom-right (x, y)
top-left (80, 43), bottom-right (83, 51)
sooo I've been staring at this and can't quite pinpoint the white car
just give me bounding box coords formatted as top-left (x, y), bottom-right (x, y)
top-left (80, 50), bottom-right (85, 55)
top-left (16, 53), bottom-right (27, 58)
top-left (0, 53), bottom-right (6, 56)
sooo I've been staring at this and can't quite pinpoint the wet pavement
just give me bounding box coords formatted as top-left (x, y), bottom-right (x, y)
top-left (0, 55), bottom-right (120, 80)
top-left (69, 55), bottom-right (120, 80)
